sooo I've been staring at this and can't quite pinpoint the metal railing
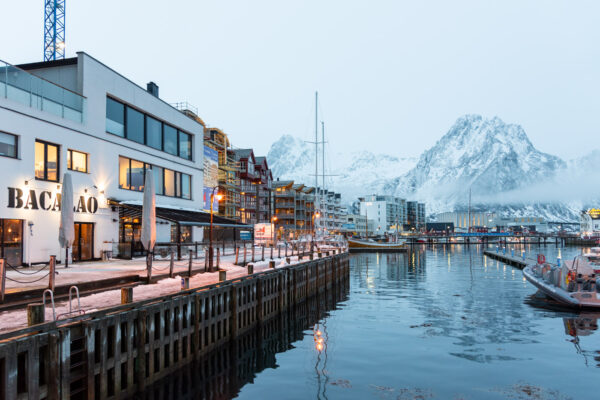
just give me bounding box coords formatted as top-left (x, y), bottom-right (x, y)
top-left (0, 59), bottom-right (85, 123)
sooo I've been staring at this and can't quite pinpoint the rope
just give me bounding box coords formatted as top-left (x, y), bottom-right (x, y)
top-left (151, 264), bottom-right (171, 272)
top-left (5, 271), bottom-right (51, 284)
top-left (6, 262), bottom-right (49, 275)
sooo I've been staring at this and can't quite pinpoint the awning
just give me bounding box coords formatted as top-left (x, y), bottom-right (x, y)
top-left (111, 201), bottom-right (253, 229)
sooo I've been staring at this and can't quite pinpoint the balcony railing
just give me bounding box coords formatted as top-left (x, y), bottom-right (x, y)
top-left (0, 59), bottom-right (85, 123)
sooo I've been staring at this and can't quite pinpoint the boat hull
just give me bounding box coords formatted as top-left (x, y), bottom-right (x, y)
top-left (348, 239), bottom-right (407, 253)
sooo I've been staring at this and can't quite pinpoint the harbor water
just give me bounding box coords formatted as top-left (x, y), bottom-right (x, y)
top-left (139, 245), bottom-right (599, 399)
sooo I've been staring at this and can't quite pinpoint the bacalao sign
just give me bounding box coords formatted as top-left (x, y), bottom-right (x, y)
top-left (7, 187), bottom-right (99, 214)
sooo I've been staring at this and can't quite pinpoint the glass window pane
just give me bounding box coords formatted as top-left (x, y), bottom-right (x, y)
top-left (178, 131), bottom-right (191, 160)
top-left (146, 116), bottom-right (162, 150)
top-left (46, 144), bottom-right (58, 181)
top-left (67, 149), bottom-right (71, 170)
top-left (69, 150), bottom-right (87, 173)
top-left (106, 97), bottom-right (125, 136)
top-left (2, 219), bottom-right (23, 266)
top-left (181, 174), bottom-right (191, 199)
top-left (164, 125), bottom-right (178, 155)
top-left (130, 159), bottom-right (145, 191)
top-left (0, 132), bottom-right (17, 158)
top-left (153, 166), bottom-right (164, 195)
top-left (35, 141), bottom-right (45, 179)
top-left (164, 169), bottom-right (175, 196)
top-left (175, 172), bottom-right (181, 198)
top-left (119, 157), bottom-right (130, 189)
top-left (126, 107), bottom-right (144, 144)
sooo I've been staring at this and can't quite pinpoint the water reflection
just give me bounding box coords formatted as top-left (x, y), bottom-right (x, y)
top-left (129, 282), bottom-right (349, 399)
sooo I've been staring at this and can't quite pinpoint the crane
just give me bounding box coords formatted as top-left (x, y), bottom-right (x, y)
top-left (43, 0), bottom-right (66, 61)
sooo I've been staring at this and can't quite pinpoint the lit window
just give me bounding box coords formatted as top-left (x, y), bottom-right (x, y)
top-left (164, 169), bottom-right (175, 196)
top-left (119, 156), bottom-right (130, 190)
top-left (35, 140), bottom-right (59, 182)
top-left (0, 132), bottom-right (17, 158)
top-left (106, 98), bottom-right (125, 136)
top-left (67, 149), bottom-right (88, 173)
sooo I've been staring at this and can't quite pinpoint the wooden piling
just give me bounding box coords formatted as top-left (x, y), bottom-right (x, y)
top-left (219, 270), bottom-right (227, 282)
top-left (247, 264), bottom-right (254, 274)
top-left (121, 287), bottom-right (133, 304)
top-left (269, 261), bottom-right (276, 269)
top-left (48, 255), bottom-right (56, 291)
top-left (188, 250), bottom-right (193, 276)
top-left (0, 258), bottom-right (5, 303)
top-left (27, 303), bottom-right (45, 326)
top-left (169, 251), bottom-right (175, 278)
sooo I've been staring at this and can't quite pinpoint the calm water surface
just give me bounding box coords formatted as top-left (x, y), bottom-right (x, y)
top-left (233, 245), bottom-right (598, 400)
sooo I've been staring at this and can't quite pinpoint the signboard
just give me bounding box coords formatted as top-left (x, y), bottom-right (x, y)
top-left (254, 223), bottom-right (273, 244)
top-left (203, 146), bottom-right (219, 211)
top-left (240, 230), bottom-right (252, 240)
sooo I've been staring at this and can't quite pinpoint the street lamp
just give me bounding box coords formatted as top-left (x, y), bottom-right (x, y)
top-left (271, 215), bottom-right (278, 247)
top-left (209, 187), bottom-right (223, 272)
top-left (312, 211), bottom-right (320, 251)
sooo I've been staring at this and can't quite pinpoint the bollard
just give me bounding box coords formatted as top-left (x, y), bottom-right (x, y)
top-left (181, 277), bottom-right (190, 290)
top-left (189, 250), bottom-right (193, 277)
top-left (121, 287), bottom-right (133, 304)
top-left (243, 245), bottom-right (247, 265)
top-left (286, 257), bottom-right (291, 264)
top-left (262, 245), bottom-right (265, 261)
top-left (48, 255), bottom-right (56, 291)
top-left (27, 303), bottom-right (45, 326)
top-left (235, 246), bottom-right (240, 265)
top-left (0, 258), bottom-right (5, 303)
top-left (219, 270), bottom-right (227, 282)
top-left (269, 260), bottom-right (276, 269)
top-left (204, 248), bottom-right (209, 272)
top-left (285, 243), bottom-right (288, 258)
top-left (216, 248), bottom-right (220, 269)
top-left (169, 251), bottom-right (175, 278)
top-left (247, 264), bottom-right (254, 274)
top-left (278, 246), bottom-right (281, 259)
top-left (270, 246), bottom-right (274, 260)
top-left (252, 245), bottom-right (255, 262)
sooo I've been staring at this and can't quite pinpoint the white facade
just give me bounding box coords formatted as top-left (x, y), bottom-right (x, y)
top-left (0, 53), bottom-right (205, 265)
top-left (359, 195), bottom-right (408, 235)
top-left (580, 210), bottom-right (600, 236)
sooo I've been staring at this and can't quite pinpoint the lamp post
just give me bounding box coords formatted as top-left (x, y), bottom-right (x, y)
top-left (271, 216), bottom-right (278, 247)
top-left (312, 211), bottom-right (320, 251)
top-left (209, 187), bottom-right (223, 272)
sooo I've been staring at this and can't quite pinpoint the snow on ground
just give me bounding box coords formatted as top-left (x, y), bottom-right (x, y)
top-left (0, 249), bottom-right (338, 334)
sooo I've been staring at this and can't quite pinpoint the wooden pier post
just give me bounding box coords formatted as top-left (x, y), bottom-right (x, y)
top-left (48, 255), bottom-right (56, 291)
top-left (247, 264), bottom-right (254, 274)
top-left (216, 248), bottom-right (220, 270)
top-left (219, 270), bottom-right (227, 282)
top-left (0, 258), bottom-right (6, 303)
top-left (27, 303), bottom-right (45, 326)
top-left (269, 260), bottom-right (276, 269)
top-left (262, 245), bottom-right (265, 261)
top-left (121, 287), bottom-right (133, 304)
top-left (169, 251), bottom-right (175, 278)
top-left (235, 246), bottom-right (240, 265)
top-left (252, 245), bottom-right (255, 262)
top-left (243, 245), bottom-right (247, 265)
top-left (188, 250), bottom-right (194, 277)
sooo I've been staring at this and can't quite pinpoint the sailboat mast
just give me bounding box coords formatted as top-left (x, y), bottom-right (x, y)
top-left (321, 121), bottom-right (325, 233)
top-left (314, 91), bottom-right (319, 237)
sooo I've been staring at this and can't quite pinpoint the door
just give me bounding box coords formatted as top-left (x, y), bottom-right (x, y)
top-left (73, 222), bottom-right (94, 262)
top-left (0, 219), bottom-right (23, 266)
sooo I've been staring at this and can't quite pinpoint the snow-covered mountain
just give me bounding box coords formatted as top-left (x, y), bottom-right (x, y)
top-left (267, 115), bottom-right (598, 222)
top-left (267, 135), bottom-right (417, 201)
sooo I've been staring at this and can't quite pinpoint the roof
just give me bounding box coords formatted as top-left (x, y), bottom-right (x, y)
top-left (17, 57), bottom-right (78, 71)
top-left (115, 202), bottom-right (251, 228)
top-left (232, 148), bottom-right (255, 162)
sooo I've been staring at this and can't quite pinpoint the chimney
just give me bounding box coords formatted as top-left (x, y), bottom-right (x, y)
top-left (146, 82), bottom-right (159, 97)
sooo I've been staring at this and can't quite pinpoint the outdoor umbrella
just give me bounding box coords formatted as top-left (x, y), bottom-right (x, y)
top-left (141, 169), bottom-right (156, 282)
top-left (58, 173), bottom-right (75, 268)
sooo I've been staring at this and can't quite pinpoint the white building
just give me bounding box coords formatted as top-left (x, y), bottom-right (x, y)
top-left (580, 209), bottom-right (600, 236)
top-left (359, 195), bottom-right (407, 235)
top-left (0, 53), bottom-right (239, 265)
top-left (436, 212), bottom-right (497, 231)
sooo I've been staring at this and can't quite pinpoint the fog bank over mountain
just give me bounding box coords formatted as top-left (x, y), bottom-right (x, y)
top-left (267, 115), bottom-right (600, 222)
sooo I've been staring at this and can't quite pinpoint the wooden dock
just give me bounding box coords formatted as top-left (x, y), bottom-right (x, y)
top-left (483, 249), bottom-right (533, 269)
top-left (0, 253), bottom-right (349, 399)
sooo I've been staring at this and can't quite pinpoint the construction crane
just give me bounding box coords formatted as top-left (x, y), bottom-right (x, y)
top-left (43, 0), bottom-right (66, 61)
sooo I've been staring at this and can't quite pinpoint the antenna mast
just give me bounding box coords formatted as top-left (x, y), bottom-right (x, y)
top-left (44, 0), bottom-right (66, 61)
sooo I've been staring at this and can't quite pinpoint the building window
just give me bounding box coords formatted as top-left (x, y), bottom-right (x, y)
top-left (119, 156), bottom-right (191, 199)
top-left (163, 125), bottom-right (178, 156)
top-left (106, 96), bottom-right (193, 160)
top-left (0, 132), bottom-right (17, 158)
top-left (126, 107), bottom-right (145, 144)
top-left (146, 116), bottom-right (162, 150)
top-left (106, 97), bottom-right (125, 137)
top-left (179, 131), bottom-right (192, 160)
top-left (35, 140), bottom-right (59, 182)
top-left (67, 149), bottom-right (88, 173)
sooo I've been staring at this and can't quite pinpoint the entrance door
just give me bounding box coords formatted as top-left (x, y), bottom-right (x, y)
top-left (73, 222), bottom-right (94, 262)
top-left (0, 219), bottom-right (23, 266)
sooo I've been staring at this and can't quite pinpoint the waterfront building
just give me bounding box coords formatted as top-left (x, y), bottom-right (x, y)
top-left (436, 211), bottom-right (497, 232)
top-left (340, 214), bottom-right (376, 236)
top-left (204, 127), bottom-right (241, 222)
top-left (254, 156), bottom-right (273, 223)
top-left (231, 149), bottom-right (273, 225)
top-left (0, 53), bottom-right (243, 265)
top-left (580, 209), bottom-right (600, 236)
top-left (316, 188), bottom-right (346, 234)
top-left (359, 195), bottom-right (409, 235)
top-left (273, 180), bottom-right (316, 239)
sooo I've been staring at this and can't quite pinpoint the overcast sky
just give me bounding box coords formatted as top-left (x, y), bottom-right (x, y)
top-left (2, 1), bottom-right (598, 159)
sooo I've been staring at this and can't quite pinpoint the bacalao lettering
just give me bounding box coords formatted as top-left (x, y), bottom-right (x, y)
top-left (7, 187), bottom-right (98, 214)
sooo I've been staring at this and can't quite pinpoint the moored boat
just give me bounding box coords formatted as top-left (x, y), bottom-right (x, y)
top-left (523, 249), bottom-right (600, 308)
top-left (348, 238), bottom-right (407, 253)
